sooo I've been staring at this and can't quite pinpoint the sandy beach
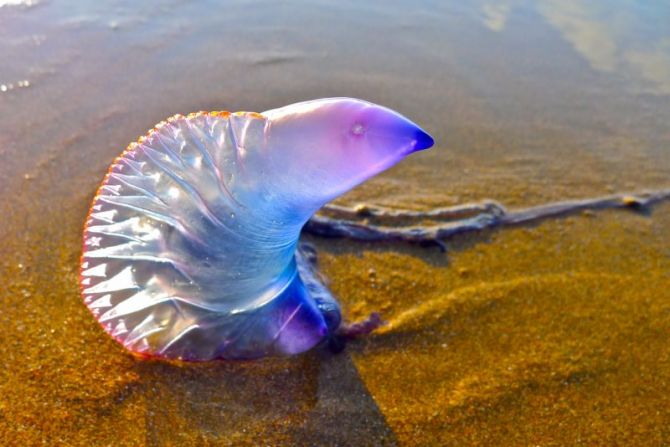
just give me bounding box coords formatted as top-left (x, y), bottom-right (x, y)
top-left (1, 0), bottom-right (669, 445)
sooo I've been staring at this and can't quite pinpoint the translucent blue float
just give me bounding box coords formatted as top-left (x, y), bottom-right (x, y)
top-left (80, 98), bottom-right (434, 360)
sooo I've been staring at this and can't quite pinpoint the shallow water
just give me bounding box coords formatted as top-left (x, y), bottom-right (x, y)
top-left (1, 0), bottom-right (669, 445)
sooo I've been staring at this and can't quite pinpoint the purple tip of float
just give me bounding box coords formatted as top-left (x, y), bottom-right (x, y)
top-left (413, 127), bottom-right (434, 151)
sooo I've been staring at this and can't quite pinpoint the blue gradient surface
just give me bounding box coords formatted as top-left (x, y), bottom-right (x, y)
top-left (80, 98), bottom-right (433, 360)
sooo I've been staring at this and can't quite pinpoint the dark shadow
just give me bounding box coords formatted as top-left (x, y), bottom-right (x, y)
top-left (129, 350), bottom-right (396, 446)
top-left (301, 230), bottom-right (496, 270)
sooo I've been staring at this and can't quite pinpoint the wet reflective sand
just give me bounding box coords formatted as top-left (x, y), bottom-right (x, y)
top-left (1, 0), bottom-right (669, 445)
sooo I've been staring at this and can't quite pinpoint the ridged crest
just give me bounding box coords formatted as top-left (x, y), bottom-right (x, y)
top-left (80, 112), bottom-right (325, 360)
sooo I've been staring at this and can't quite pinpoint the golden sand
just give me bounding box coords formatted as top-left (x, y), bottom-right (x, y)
top-left (1, 168), bottom-right (669, 445)
top-left (318, 205), bottom-right (670, 445)
top-left (2, 0), bottom-right (670, 443)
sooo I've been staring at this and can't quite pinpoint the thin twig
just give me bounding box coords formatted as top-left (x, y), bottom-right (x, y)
top-left (321, 201), bottom-right (507, 220)
top-left (304, 188), bottom-right (670, 249)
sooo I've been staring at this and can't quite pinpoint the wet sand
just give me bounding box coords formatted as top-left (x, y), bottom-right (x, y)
top-left (1, 0), bottom-right (669, 445)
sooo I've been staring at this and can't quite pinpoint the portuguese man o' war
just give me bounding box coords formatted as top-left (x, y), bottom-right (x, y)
top-left (80, 98), bottom-right (434, 360)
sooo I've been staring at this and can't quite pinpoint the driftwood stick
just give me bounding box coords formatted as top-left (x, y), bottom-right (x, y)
top-left (305, 213), bottom-right (496, 250)
top-left (321, 201), bottom-right (507, 220)
top-left (499, 190), bottom-right (670, 224)
top-left (304, 189), bottom-right (670, 248)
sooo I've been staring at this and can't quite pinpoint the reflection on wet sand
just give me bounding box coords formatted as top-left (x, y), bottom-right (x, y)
top-left (0, 0), bottom-right (38, 8)
top-left (480, 0), bottom-right (670, 95)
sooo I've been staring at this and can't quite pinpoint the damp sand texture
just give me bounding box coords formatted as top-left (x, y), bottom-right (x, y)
top-left (1, 0), bottom-right (670, 446)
